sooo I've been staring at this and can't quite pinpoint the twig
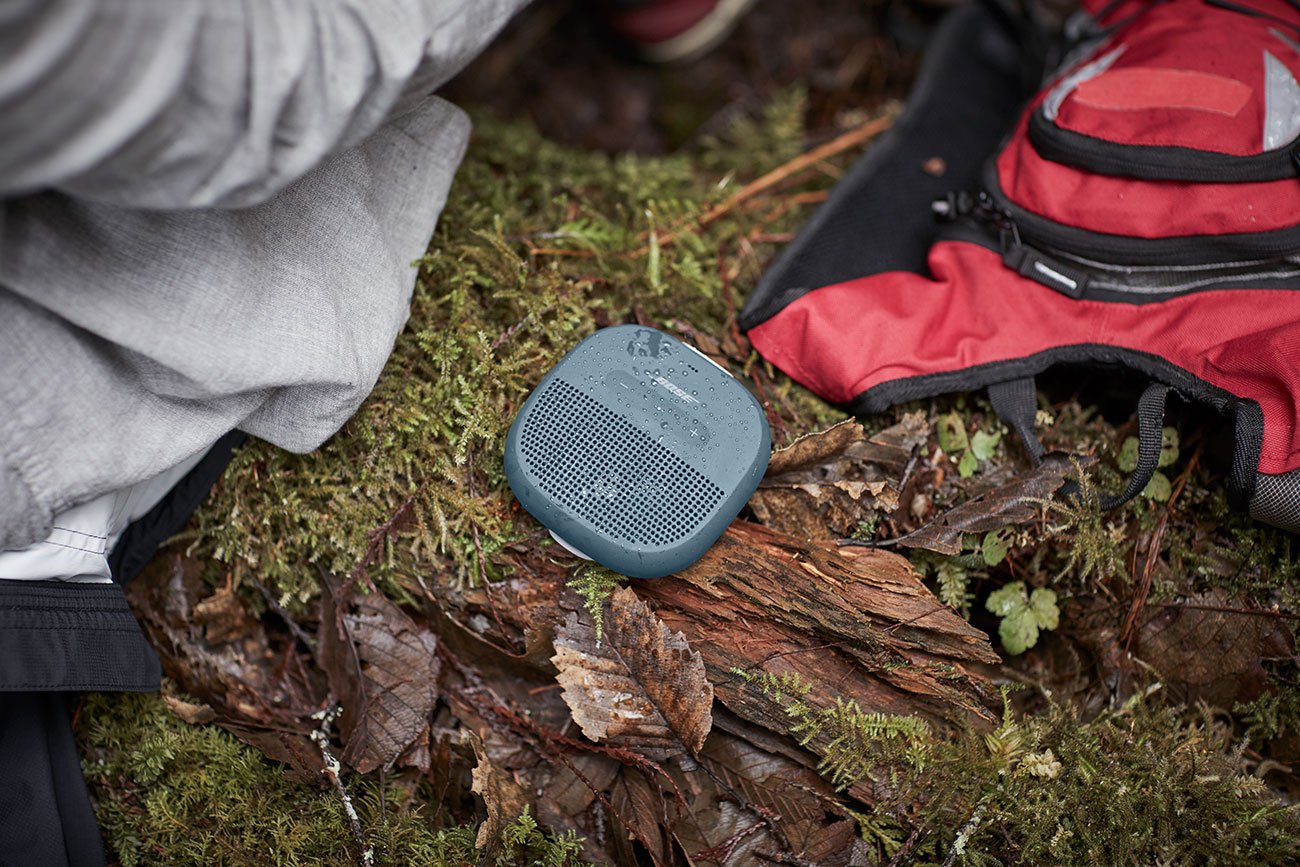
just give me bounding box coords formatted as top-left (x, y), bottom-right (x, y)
top-left (885, 824), bottom-right (925, 867)
top-left (754, 852), bottom-right (818, 867)
top-left (625, 113), bottom-right (894, 259)
top-left (253, 577), bottom-right (317, 652)
top-left (466, 450), bottom-right (508, 642)
top-left (695, 820), bottom-right (767, 863)
top-left (1120, 449), bottom-right (1199, 648)
top-left (348, 494), bottom-right (416, 589)
top-left (491, 305), bottom-right (552, 351)
top-left (693, 758), bottom-right (794, 858)
top-left (1154, 602), bottom-right (1300, 621)
top-left (837, 536), bottom-right (902, 548)
top-left (940, 803), bottom-right (985, 867)
top-left (695, 114), bottom-right (893, 230)
top-left (311, 704), bottom-right (374, 867)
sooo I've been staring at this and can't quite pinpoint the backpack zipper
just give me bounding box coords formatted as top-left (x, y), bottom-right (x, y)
top-left (935, 190), bottom-right (1300, 299)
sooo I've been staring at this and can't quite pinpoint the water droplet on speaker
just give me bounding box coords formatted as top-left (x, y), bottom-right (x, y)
top-left (660, 422), bottom-right (669, 429)
top-left (653, 369), bottom-right (660, 375)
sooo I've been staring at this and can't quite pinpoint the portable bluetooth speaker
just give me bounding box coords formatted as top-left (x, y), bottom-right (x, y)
top-left (504, 325), bottom-right (771, 578)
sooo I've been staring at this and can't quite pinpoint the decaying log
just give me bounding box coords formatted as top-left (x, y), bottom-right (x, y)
top-left (454, 521), bottom-right (998, 727)
top-left (642, 520), bottom-right (999, 730)
top-left (128, 514), bottom-right (999, 863)
top-left (437, 519), bottom-right (1000, 811)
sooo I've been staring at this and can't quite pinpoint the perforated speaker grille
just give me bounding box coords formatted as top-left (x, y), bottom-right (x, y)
top-left (520, 379), bottom-right (725, 547)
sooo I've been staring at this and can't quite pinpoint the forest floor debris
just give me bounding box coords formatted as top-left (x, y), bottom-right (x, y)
top-left (79, 2), bottom-right (1300, 864)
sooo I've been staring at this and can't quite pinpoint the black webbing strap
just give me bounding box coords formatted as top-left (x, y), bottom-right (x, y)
top-left (1097, 382), bottom-right (1173, 509)
top-left (989, 378), bottom-right (1174, 510)
top-left (989, 376), bottom-right (1045, 466)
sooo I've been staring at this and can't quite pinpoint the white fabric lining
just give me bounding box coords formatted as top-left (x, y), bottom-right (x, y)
top-left (0, 449), bottom-right (204, 583)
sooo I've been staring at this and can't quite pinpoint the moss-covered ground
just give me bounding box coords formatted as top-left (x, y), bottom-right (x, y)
top-left (78, 40), bottom-right (1300, 867)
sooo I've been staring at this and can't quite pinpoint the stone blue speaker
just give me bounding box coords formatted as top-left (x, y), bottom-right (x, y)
top-left (504, 325), bottom-right (771, 578)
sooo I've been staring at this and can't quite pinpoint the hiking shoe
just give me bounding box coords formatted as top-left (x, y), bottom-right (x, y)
top-left (604, 0), bottom-right (759, 63)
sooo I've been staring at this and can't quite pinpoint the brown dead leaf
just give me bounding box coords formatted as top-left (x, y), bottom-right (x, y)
top-left (192, 582), bottom-right (255, 644)
top-left (318, 579), bottom-right (441, 773)
top-left (221, 723), bottom-right (324, 785)
top-left (468, 730), bottom-right (532, 854)
top-left (1137, 591), bottom-right (1295, 707)
top-left (396, 724), bottom-right (433, 774)
top-left (128, 552), bottom-right (323, 731)
top-left (609, 767), bottom-right (672, 867)
top-left (537, 753), bottom-right (627, 865)
top-left (750, 414), bottom-right (927, 539)
top-left (552, 586), bottom-right (712, 759)
top-left (162, 694), bottom-right (217, 725)
top-left (695, 730), bottom-right (858, 865)
top-left (896, 456), bottom-right (1074, 555)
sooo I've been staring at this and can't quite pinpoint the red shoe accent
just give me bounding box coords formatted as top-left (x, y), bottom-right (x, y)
top-left (606, 0), bottom-right (755, 62)
top-left (606, 0), bottom-right (720, 44)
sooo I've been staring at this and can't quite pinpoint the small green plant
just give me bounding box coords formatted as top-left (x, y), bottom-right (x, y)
top-left (1236, 685), bottom-right (1300, 744)
top-left (1034, 458), bottom-right (1128, 584)
top-left (985, 580), bottom-right (1060, 655)
top-left (935, 560), bottom-right (973, 618)
top-left (980, 528), bottom-right (1012, 567)
top-left (495, 807), bottom-right (585, 867)
top-left (566, 564), bottom-right (624, 639)
top-left (734, 667), bottom-right (931, 789)
top-left (737, 672), bottom-right (1300, 864)
top-left (937, 411), bottom-right (1001, 478)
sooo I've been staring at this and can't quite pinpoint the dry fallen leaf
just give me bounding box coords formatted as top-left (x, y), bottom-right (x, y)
top-left (536, 753), bottom-right (626, 865)
top-left (750, 414), bottom-right (927, 539)
top-left (191, 582), bottom-right (256, 645)
top-left (1138, 590), bottom-right (1295, 707)
top-left (609, 766), bottom-right (672, 867)
top-left (162, 694), bottom-right (217, 725)
top-left (318, 579), bottom-right (441, 774)
top-left (552, 586), bottom-right (713, 759)
top-left (694, 730), bottom-right (858, 866)
top-left (128, 552), bottom-right (322, 732)
top-left (896, 456), bottom-right (1074, 555)
top-left (468, 730), bottom-right (532, 853)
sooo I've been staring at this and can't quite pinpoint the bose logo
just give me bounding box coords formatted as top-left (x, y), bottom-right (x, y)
top-left (652, 375), bottom-right (699, 404)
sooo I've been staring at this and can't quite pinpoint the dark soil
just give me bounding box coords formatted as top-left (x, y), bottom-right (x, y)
top-left (445, 0), bottom-right (946, 153)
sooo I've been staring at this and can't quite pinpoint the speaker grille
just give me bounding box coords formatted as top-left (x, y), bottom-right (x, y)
top-left (520, 379), bottom-right (725, 547)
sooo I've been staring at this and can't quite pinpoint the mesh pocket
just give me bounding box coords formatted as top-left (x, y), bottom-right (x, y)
top-left (1250, 469), bottom-right (1300, 534)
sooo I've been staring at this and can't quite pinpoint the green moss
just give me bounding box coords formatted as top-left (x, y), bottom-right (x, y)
top-left (78, 692), bottom-right (584, 867)
top-left (566, 564), bottom-right (625, 640)
top-left (755, 684), bottom-right (1300, 865)
top-left (189, 92), bottom-right (836, 608)
top-left (1236, 684), bottom-right (1300, 744)
top-left (97, 85), bottom-right (1300, 866)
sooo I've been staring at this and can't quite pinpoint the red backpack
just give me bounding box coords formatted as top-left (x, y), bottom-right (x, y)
top-left (742, 0), bottom-right (1300, 533)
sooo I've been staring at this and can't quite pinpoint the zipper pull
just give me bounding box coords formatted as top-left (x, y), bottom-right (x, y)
top-left (935, 189), bottom-right (1091, 298)
top-left (1003, 244), bottom-right (1091, 299)
top-left (931, 191), bottom-right (975, 221)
